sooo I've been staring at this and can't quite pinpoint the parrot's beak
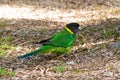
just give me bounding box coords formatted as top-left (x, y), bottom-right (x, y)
top-left (79, 26), bottom-right (83, 30)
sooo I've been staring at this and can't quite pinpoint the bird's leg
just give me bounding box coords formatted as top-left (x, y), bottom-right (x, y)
top-left (50, 52), bottom-right (63, 60)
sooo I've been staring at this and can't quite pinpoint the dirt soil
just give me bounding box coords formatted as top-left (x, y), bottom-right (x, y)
top-left (0, 0), bottom-right (120, 80)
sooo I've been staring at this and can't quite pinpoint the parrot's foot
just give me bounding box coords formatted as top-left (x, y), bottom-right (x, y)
top-left (50, 53), bottom-right (63, 60)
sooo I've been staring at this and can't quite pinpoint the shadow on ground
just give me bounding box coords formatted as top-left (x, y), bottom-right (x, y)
top-left (0, 17), bottom-right (120, 68)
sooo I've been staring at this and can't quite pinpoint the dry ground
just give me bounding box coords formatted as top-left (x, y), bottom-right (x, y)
top-left (0, 0), bottom-right (120, 80)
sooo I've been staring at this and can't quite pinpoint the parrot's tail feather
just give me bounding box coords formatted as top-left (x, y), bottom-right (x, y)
top-left (18, 49), bottom-right (41, 59)
top-left (18, 45), bottom-right (55, 59)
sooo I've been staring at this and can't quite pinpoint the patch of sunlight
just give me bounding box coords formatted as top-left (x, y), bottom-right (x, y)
top-left (0, 5), bottom-right (120, 23)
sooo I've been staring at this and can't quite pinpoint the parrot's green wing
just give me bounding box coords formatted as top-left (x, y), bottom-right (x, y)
top-left (46, 29), bottom-right (76, 48)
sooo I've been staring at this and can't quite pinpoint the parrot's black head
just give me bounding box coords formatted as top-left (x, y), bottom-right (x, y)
top-left (66, 23), bottom-right (82, 34)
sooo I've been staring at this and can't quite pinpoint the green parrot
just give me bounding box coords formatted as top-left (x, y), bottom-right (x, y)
top-left (18, 23), bottom-right (82, 59)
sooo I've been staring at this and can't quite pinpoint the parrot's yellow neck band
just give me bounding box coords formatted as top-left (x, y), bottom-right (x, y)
top-left (65, 27), bottom-right (73, 34)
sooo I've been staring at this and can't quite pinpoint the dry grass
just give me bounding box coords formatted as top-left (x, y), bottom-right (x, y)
top-left (0, 0), bottom-right (120, 80)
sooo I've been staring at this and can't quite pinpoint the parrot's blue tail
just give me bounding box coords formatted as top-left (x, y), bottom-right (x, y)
top-left (18, 49), bottom-right (41, 59)
top-left (18, 45), bottom-right (55, 59)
